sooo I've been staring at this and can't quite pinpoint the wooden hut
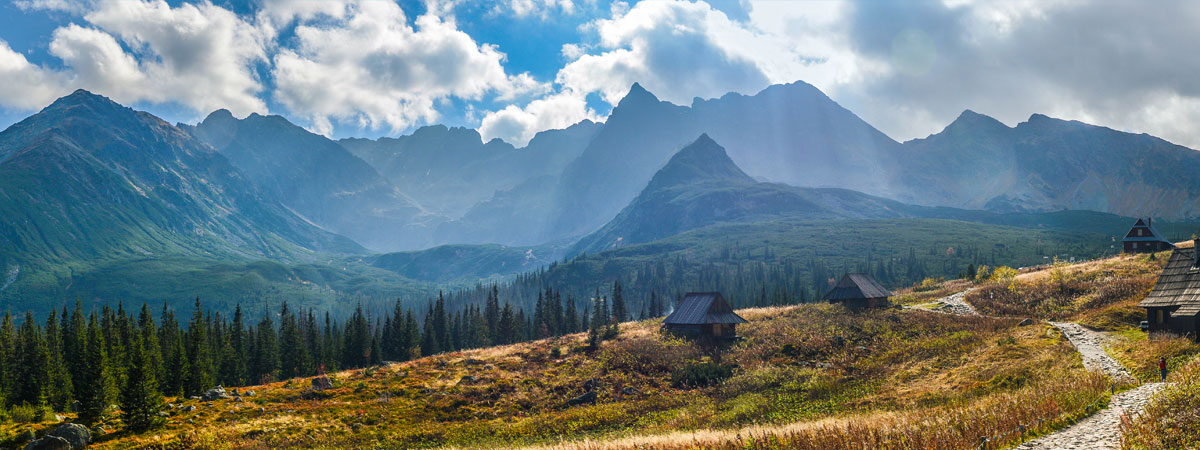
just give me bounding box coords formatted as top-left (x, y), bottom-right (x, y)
top-left (1122, 218), bottom-right (1175, 253)
top-left (662, 292), bottom-right (747, 340)
top-left (823, 273), bottom-right (892, 309)
top-left (1138, 241), bottom-right (1200, 339)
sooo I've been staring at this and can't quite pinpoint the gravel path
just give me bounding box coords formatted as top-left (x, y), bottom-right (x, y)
top-left (908, 289), bottom-right (981, 316)
top-left (1050, 322), bottom-right (1135, 383)
top-left (1013, 382), bottom-right (1166, 450)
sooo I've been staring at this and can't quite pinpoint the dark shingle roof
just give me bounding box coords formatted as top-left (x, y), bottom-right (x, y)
top-left (1122, 218), bottom-right (1174, 245)
top-left (662, 292), bottom-right (748, 325)
top-left (823, 273), bottom-right (891, 301)
top-left (1139, 247), bottom-right (1200, 316)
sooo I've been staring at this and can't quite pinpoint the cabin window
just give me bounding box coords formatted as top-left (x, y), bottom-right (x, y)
top-left (1157, 310), bottom-right (1165, 323)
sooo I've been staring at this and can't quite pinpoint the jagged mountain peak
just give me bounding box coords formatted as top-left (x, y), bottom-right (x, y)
top-left (644, 134), bottom-right (754, 193)
top-left (617, 82), bottom-right (661, 108)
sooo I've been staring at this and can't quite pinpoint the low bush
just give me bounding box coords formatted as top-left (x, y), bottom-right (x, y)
top-left (599, 335), bottom-right (702, 376)
top-left (1122, 356), bottom-right (1200, 450)
top-left (671, 363), bottom-right (734, 389)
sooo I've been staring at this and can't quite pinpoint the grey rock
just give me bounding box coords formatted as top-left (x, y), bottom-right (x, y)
top-left (620, 387), bottom-right (638, 396)
top-left (182, 405), bottom-right (196, 412)
top-left (202, 386), bottom-right (231, 401)
top-left (16, 429), bottom-right (35, 443)
top-left (1019, 318), bottom-right (1035, 326)
top-left (24, 436), bottom-right (71, 450)
top-left (312, 376), bottom-right (333, 391)
top-left (245, 390), bottom-right (257, 397)
top-left (567, 390), bottom-right (597, 406)
top-left (47, 423), bottom-right (90, 450)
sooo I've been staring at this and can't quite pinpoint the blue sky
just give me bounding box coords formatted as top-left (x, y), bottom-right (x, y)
top-left (2, 0), bottom-right (1200, 149)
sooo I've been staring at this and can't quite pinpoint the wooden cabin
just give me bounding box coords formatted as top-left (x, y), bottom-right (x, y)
top-left (1139, 241), bottom-right (1200, 339)
top-left (1123, 218), bottom-right (1175, 253)
top-left (662, 292), bottom-right (747, 341)
top-left (823, 273), bottom-right (892, 309)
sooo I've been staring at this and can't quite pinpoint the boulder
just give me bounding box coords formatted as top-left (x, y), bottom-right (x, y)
top-left (16, 429), bottom-right (35, 443)
top-left (245, 390), bottom-right (257, 397)
top-left (566, 390), bottom-right (597, 406)
top-left (89, 426), bottom-right (104, 439)
top-left (1018, 318), bottom-right (1035, 326)
top-left (458, 375), bottom-right (478, 385)
top-left (182, 405), bottom-right (196, 412)
top-left (23, 436), bottom-right (71, 450)
top-left (202, 386), bottom-right (231, 401)
top-left (582, 378), bottom-right (599, 391)
top-left (620, 387), bottom-right (638, 396)
top-left (312, 376), bottom-right (333, 391)
top-left (47, 423), bottom-right (90, 450)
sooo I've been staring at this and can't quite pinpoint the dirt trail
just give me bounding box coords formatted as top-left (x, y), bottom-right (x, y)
top-left (1013, 382), bottom-right (1165, 450)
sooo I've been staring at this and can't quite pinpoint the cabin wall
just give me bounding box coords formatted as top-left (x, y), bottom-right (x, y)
top-left (1146, 306), bottom-right (1199, 339)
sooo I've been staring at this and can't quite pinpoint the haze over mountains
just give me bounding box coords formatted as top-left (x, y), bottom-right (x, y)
top-left (3, 80), bottom-right (1200, 312)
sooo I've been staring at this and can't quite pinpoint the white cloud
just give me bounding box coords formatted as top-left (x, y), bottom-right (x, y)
top-left (0, 40), bottom-right (69, 110)
top-left (14, 0), bottom-right (92, 14)
top-left (507, 0), bottom-right (576, 18)
top-left (271, 0), bottom-right (546, 135)
top-left (479, 90), bottom-right (598, 145)
top-left (71, 0), bottom-right (270, 116)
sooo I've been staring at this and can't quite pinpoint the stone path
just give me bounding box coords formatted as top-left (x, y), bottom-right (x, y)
top-left (908, 289), bottom-right (981, 316)
top-left (1050, 322), bottom-right (1135, 383)
top-left (1013, 382), bottom-right (1165, 450)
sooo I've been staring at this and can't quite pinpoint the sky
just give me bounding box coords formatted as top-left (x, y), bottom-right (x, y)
top-left (1, 0), bottom-right (1199, 149)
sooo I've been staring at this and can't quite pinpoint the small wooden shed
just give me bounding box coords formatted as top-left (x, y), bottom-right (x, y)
top-left (662, 292), bottom-right (747, 340)
top-left (1122, 218), bottom-right (1175, 253)
top-left (1139, 241), bottom-right (1200, 339)
top-left (823, 273), bottom-right (892, 309)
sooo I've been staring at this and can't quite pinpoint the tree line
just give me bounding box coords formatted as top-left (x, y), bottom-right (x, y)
top-left (0, 281), bottom-right (666, 432)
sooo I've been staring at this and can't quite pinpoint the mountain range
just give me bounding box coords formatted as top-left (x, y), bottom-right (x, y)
top-left (3, 80), bottom-right (1200, 313)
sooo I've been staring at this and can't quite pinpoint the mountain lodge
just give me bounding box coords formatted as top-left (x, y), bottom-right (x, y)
top-left (1122, 218), bottom-right (1175, 253)
top-left (823, 273), bottom-right (892, 309)
top-left (662, 292), bottom-right (747, 341)
top-left (1139, 241), bottom-right (1200, 339)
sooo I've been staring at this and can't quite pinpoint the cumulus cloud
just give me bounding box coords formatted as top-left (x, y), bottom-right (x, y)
top-left (832, 0), bottom-right (1200, 147)
top-left (271, 0), bottom-right (546, 135)
top-left (479, 90), bottom-right (599, 145)
top-left (482, 0), bottom-right (873, 147)
top-left (506, 0), bottom-right (576, 18)
top-left (0, 40), bottom-right (69, 110)
top-left (14, 0), bottom-right (92, 14)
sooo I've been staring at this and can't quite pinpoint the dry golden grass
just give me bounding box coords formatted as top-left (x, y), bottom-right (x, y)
top-left (70, 302), bottom-right (1105, 450)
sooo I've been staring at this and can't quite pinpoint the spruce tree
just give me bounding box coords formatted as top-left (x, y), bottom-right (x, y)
top-left (278, 302), bottom-right (308, 379)
top-left (184, 298), bottom-right (212, 397)
top-left (611, 281), bottom-right (627, 323)
top-left (13, 311), bottom-right (48, 407)
top-left (78, 314), bottom-right (112, 425)
top-left (251, 313), bottom-right (277, 384)
top-left (121, 335), bottom-right (163, 432)
top-left (0, 312), bottom-right (15, 402)
top-left (45, 311), bottom-right (73, 410)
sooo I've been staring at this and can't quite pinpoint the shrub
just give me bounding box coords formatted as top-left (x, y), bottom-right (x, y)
top-left (671, 363), bottom-right (734, 389)
top-left (1122, 356), bottom-right (1200, 449)
top-left (8, 403), bottom-right (49, 423)
top-left (599, 335), bottom-right (702, 376)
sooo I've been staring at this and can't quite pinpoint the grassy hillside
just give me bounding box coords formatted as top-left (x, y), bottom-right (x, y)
top-left (18, 304), bottom-right (1106, 450)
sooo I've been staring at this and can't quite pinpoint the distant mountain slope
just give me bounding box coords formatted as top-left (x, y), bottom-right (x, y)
top-left (189, 110), bottom-right (439, 251)
top-left (571, 135), bottom-right (912, 255)
top-left (340, 120), bottom-right (600, 218)
top-left (548, 81), bottom-right (904, 242)
top-left (0, 90), bottom-right (362, 307)
top-left (894, 111), bottom-right (1200, 218)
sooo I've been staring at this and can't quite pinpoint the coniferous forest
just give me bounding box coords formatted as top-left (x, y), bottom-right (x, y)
top-left (0, 280), bottom-right (691, 432)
